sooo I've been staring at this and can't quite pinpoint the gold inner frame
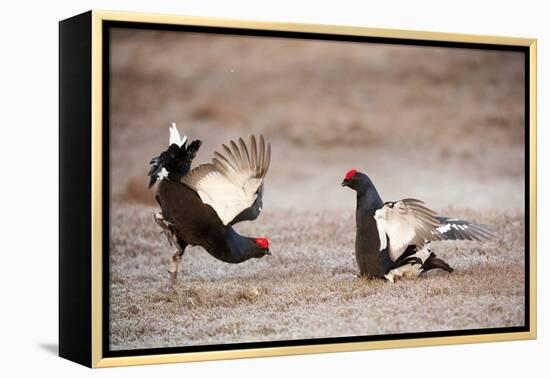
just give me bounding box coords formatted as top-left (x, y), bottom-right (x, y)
top-left (90, 9), bottom-right (537, 368)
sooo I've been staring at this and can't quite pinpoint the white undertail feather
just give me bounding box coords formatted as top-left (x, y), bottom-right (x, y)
top-left (169, 122), bottom-right (188, 147)
top-left (384, 262), bottom-right (423, 283)
top-left (157, 167), bottom-right (169, 181)
top-left (384, 248), bottom-right (431, 283)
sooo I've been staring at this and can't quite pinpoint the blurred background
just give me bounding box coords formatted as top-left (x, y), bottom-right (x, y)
top-left (110, 28), bottom-right (525, 213)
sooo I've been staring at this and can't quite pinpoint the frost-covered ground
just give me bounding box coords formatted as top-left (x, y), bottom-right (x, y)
top-left (109, 205), bottom-right (524, 350)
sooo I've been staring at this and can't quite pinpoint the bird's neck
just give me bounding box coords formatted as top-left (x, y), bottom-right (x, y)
top-left (356, 187), bottom-right (384, 216)
top-left (223, 227), bottom-right (258, 263)
top-left (167, 172), bottom-right (184, 182)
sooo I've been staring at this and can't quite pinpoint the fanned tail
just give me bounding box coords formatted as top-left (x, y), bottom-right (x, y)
top-left (179, 140), bottom-right (202, 176)
top-left (147, 124), bottom-right (202, 188)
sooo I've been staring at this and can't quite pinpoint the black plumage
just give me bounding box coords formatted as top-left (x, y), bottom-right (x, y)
top-left (148, 140), bottom-right (202, 188)
top-left (156, 180), bottom-right (270, 264)
top-left (421, 251), bottom-right (453, 273)
top-left (149, 126), bottom-right (271, 279)
top-left (342, 169), bottom-right (494, 281)
top-left (340, 171), bottom-right (392, 279)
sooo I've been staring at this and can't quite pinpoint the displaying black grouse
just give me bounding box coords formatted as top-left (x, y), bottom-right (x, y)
top-left (148, 124), bottom-right (272, 280)
top-left (341, 169), bottom-right (494, 282)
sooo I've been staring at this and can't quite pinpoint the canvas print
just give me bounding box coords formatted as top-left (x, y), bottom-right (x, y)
top-left (108, 27), bottom-right (526, 352)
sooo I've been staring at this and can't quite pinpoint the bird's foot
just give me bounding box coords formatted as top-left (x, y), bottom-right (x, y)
top-left (154, 213), bottom-right (179, 247)
top-left (169, 252), bottom-right (183, 282)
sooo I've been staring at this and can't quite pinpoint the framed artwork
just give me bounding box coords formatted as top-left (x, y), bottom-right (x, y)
top-left (59, 10), bottom-right (537, 368)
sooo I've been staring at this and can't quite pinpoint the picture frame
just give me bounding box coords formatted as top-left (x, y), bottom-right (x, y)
top-left (59, 10), bottom-right (537, 368)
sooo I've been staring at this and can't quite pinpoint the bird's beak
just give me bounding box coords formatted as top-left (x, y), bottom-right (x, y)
top-left (264, 249), bottom-right (271, 255)
top-left (341, 179), bottom-right (349, 187)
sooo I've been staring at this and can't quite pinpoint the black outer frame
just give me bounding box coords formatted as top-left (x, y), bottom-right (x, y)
top-left (59, 11), bottom-right (92, 367)
top-left (59, 11), bottom-right (532, 368)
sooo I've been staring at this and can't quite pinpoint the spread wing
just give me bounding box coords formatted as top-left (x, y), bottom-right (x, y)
top-left (374, 198), bottom-right (444, 261)
top-left (181, 135), bottom-right (271, 225)
top-left (435, 217), bottom-right (495, 241)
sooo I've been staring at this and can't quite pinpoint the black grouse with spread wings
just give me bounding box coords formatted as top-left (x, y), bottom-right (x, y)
top-left (148, 124), bottom-right (272, 280)
top-left (341, 170), bottom-right (494, 282)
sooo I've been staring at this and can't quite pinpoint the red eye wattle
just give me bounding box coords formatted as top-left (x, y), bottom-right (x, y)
top-left (345, 169), bottom-right (357, 181)
top-left (255, 237), bottom-right (269, 249)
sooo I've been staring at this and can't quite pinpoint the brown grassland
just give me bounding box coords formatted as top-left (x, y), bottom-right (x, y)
top-left (110, 206), bottom-right (524, 349)
top-left (108, 28), bottom-right (526, 350)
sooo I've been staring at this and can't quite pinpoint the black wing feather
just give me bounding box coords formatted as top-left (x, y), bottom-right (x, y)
top-left (435, 216), bottom-right (496, 241)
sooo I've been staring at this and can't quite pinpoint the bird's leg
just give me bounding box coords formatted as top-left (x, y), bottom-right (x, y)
top-left (169, 237), bottom-right (188, 281)
top-left (153, 213), bottom-right (187, 281)
top-left (170, 249), bottom-right (184, 281)
top-left (153, 212), bottom-right (177, 247)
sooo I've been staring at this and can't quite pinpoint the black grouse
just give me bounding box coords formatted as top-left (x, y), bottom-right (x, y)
top-left (341, 169), bottom-right (494, 282)
top-left (148, 124), bottom-right (272, 280)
